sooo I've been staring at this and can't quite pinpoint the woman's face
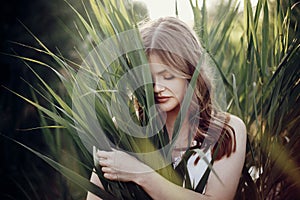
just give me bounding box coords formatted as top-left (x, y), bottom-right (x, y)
top-left (149, 54), bottom-right (187, 114)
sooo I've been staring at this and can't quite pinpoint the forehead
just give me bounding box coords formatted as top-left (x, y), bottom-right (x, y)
top-left (148, 54), bottom-right (169, 73)
top-left (148, 54), bottom-right (164, 63)
top-left (148, 54), bottom-right (187, 79)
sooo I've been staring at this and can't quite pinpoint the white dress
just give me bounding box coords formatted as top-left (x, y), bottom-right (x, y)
top-left (172, 148), bottom-right (213, 192)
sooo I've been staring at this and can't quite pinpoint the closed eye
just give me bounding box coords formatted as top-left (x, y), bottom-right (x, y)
top-left (163, 74), bottom-right (175, 80)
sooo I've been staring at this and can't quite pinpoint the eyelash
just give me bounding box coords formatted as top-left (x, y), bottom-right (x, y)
top-left (151, 74), bottom-right (175, 81)
top-left (164, 74), bottom-right (175, 80)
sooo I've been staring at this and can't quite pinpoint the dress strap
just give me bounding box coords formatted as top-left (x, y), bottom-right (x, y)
top-left (174, 149), bottom-right (214, 193)
top-left (194, 158), bottom-right (214, 193)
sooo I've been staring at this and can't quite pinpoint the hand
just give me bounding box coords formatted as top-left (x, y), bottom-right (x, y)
top-left (97, 149), bottom-right (152, 182)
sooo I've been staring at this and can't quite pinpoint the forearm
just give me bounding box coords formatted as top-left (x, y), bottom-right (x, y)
top-left (134, 170), bottom-right (211, 200)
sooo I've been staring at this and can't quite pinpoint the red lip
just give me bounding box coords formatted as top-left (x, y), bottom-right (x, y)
top-left (155, 96), bottom-right (170, 103)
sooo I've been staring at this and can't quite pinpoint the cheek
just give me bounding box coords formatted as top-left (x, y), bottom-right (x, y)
top-left (171, 80), bottom-right (187, 100)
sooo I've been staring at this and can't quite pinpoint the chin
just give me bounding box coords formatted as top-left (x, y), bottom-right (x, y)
top-left (159, 104), bottom-right (180, 114)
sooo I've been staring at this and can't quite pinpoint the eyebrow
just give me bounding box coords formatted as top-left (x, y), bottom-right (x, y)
top-left (156, 69), bottom-right (168, 75)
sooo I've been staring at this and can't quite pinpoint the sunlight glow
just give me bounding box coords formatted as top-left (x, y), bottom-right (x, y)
top-left (136, 0), bottom-right (258, 22)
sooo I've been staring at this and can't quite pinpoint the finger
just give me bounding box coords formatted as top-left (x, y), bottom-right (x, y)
top-left (111, 148), bottom-right (118, 152)
top-left (101, 167), bottom-right (115, 173)
top-left (103, 173), bottom-right (118, 181)
top-left (97, 150), bottom-right (113, 159)
top-left (99, 158), bottom-right (110, 167)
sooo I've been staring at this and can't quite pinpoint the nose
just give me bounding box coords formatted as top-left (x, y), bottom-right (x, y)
top-left (153, 82), bottom-right (165, 93)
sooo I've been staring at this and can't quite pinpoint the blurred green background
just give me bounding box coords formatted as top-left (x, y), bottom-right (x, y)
top-left (0, 0), bottom-right (90, 199)
top-left (1, 0), bottom-right (299, 199)
top-left (1, 1), bottom-right (149, 199)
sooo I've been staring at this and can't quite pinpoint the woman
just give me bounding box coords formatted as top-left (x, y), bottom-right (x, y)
top-left (87, 17), bottom-right (246, 200)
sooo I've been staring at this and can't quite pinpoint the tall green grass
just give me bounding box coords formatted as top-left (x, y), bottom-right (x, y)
top-left (7, 0), bottom-right (185, 199)
top-left (190, 0), bottom-right (300, 199)
top-left (7, 0), bottom-right (300, 199)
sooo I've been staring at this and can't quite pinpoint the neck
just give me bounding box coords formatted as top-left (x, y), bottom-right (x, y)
top-left (165, 108), bottom-right (190, 143)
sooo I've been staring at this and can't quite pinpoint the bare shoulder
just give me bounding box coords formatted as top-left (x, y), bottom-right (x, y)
top-left (228, 114), bottom-right (247, 147)
top-left (228, 114), bottom-right (246, 132)
top-left (204, 114), bottom-right (247, 198)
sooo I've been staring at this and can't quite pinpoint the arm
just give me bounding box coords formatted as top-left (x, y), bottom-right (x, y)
top-left (95, 114), bottom-right (246, 200)
top-left (204, 115), bottom-right (247, 199)
top-left (135, 115), bottom-right (246, 200)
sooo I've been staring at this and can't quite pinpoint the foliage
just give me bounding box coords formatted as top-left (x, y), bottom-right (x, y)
top-left (2, 0), bottom-right (299, 199)
top-left (189, 0), bottom-right (300, 199)
top-left (0, 0), bottom-right (91, 199)
top-left (3, 0), bottom-right (171, 199)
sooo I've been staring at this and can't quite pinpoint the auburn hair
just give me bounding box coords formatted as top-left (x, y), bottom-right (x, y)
top-left (140, 17), bottom-right (236, 160)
